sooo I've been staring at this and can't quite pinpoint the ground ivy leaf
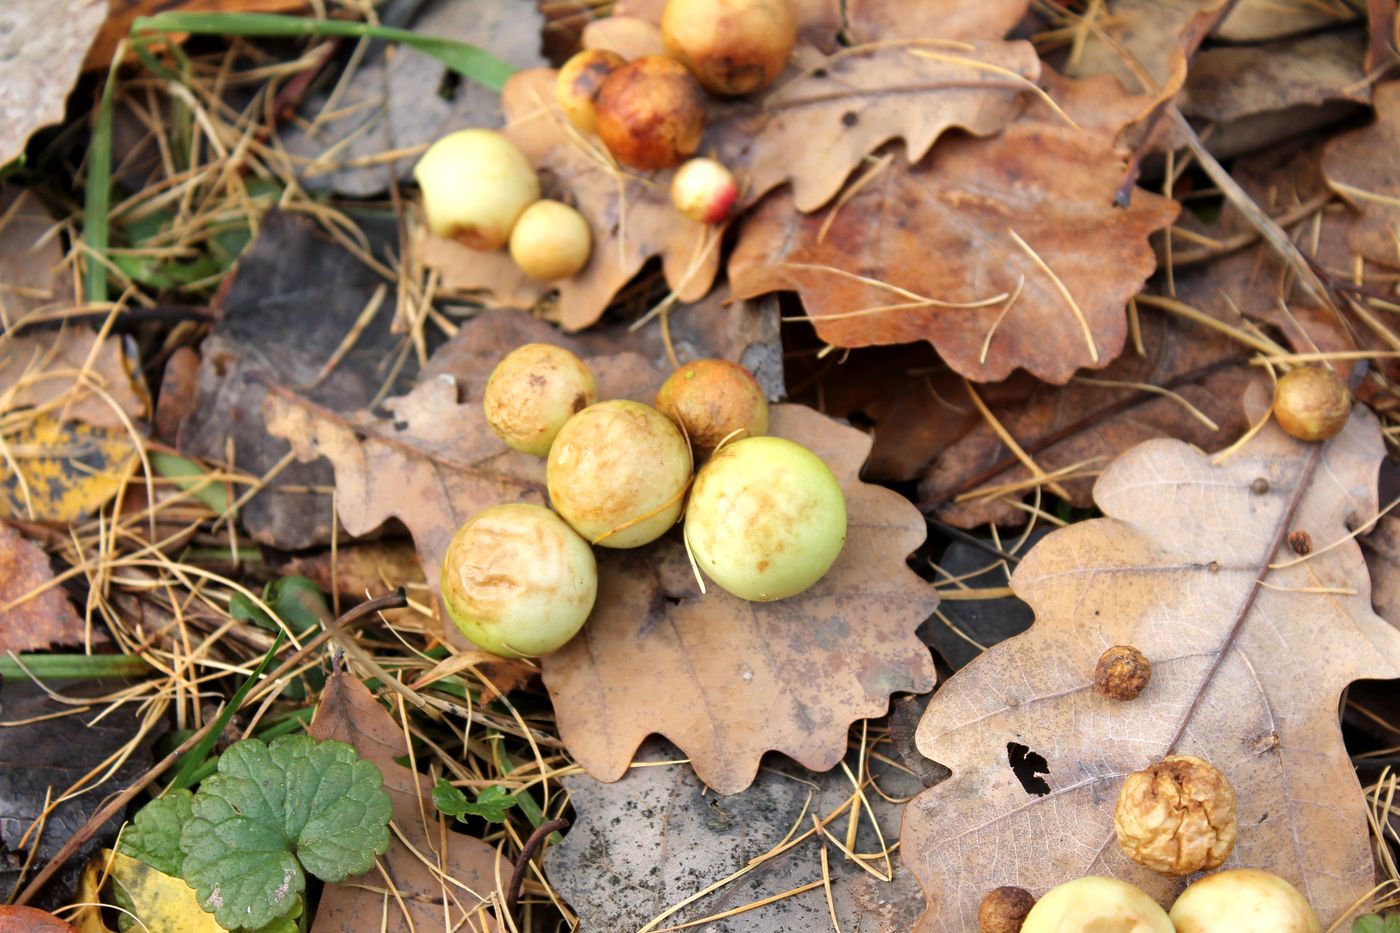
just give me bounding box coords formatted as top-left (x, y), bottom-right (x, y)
top-left (432, 779), bottom-right (516, 824)
top-left (179, 735), bottom-right (391, 930)
top-left (120, 790), bottom-right (194, 878)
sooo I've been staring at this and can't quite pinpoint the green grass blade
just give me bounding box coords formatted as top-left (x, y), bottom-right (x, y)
top-left (0, 653), bottom-right (152, 681)
top-left (132, 12), bottom-right (515, 90)
top-left (84, 52), bottom-right (123, 302)
top-left (170, 631), bottom-right (286, 791)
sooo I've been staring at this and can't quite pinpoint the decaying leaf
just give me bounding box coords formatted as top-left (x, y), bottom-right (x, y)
top-left (0, 906), bottom-right (76, 933)
top-left (1181, 29), bottom-right (1371, 160)
top-left (1217, 0), bottom-right (1357, 41)
top-left (1322, 80), bottom-right (1400, 267)
top-left (1, 329), bottom-right (150, 432)
top-left (844, 0), bottom-right (1029, 42)
top-left (178, 210), bottom-right (426, 550)
top-left (545, 738), bottom-right (926, 931)
top-left (0, 522), bottom-right (89, 652)
top-left (901, 386), bottom-right (1400, 928)
top-left (0, 683), bottom-right (159, 911)
top-left (0, 0), bottom-right (107, 167)
top-left (308, 672), bottom-right (506, 933)
top-left (101, 849), bottom-right (222, 933)
top-left (541, 404), bottom-right (937, 794)
top-left (0, 414), bottom-right (138, 523)
top-left (919, 306), bottom-right (1258, 526)
top-left (728, 99), bottom-right (1179, 383)
top-left (0, 187), bottom-right (71, 320)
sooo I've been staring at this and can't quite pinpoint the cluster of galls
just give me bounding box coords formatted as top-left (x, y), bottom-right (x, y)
top-left (415, 0), bottom-right (796, 284)
top-left (439, 345), bottom-right (846, 660)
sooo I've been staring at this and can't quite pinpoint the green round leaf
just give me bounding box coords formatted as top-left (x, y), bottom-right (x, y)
top-left (179, 735), bottom-right (391, 930)
top-left (120, 789), bottom-right (194, 877)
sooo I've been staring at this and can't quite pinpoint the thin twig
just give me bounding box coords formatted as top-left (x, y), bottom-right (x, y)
top-left (507, 818), bottom-right (570, 912)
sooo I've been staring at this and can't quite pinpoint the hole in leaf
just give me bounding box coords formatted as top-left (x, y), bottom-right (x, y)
top-left (1007, 741), bottom-right (1050, 796)
top-left (438, 71), bottom-right (462, 102)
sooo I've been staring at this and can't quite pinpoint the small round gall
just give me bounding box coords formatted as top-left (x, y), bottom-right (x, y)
top-left (440, 503), bottom-right (597, 658)
top-left (483, 344), bottom-right (597, 457)
top-left (655, 358), bottom-right (767, 459)
top-left (1114, 755), bottom-right (1237, 876)
top-left (595, 56), bottom-right (707, 171)
top-left (661, 0), bottom-right (797, 96)
top-left (414, 129), bottom-right (540, 250)
top-left (1272, 365), bottom-right (1351, 442)
top-left (1094, 645), bottom-right (1151, 700)
top-left (978, 886), bottom-right (1035, 933)
top-left (671, 157), bottom-right (739, 224)
top-left (555, 49), bottom-right (625, 135)
top-left (509, 200), bottom-right (592, 280)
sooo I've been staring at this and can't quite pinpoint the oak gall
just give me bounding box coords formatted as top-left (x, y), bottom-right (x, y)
top-left (555, 49), bottom-right (625, 135)
top-left (1273, 365), bottom-right (1351, 442)
top-left (979, 886), bottom-right (1035, 933)
top-left (1114, 755), bottom-right (1237, 875)
top-left (655, 358), bottom-right (768, 459)
top-left (1094, 645), bottom-right (1151, 700)
top-left (661, 0), bottom-right (796, 95)
top-left (595, 56), bottom-right (706, 170)
top-left (483, 344), bottom-right (597, 457)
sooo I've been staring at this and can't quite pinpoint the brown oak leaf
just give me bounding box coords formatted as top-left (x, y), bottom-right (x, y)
top-left (0, 522), bottom-right (88, 652)
top-left (309, 672), bottom-right (506, 932)
top-left (0, 329), bottom-right (150, 432)
top-left (540, 404), bottom-right (938, 794)
top-left (728, 104), bottom-right (1179, 383)
top-left (901, 385), bottom-right (1400, 929)
top-left (918, 305), bottom-right (1259, 526)
top-left (844, 0), bottom-right (1029, 42)
top-left (708, 39), bottom-right (1041, 213)
top-left (1322, 80), bottom-right (1400, 268)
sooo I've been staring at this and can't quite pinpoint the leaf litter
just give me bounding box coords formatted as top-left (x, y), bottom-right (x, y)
top-left (2, 0), bottom-right (1400, 931)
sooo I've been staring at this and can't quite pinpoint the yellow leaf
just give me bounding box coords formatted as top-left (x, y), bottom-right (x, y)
top-left (105, 850), bottom-right (223, 933)
top-left (0, 414), bottom-right (137, 522)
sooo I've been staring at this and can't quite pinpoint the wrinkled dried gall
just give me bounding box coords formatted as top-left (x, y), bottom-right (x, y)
top-left (1094, 645), bottom-right (1151, 700)
top-left (1114, 755), bottom-right (1237, 875)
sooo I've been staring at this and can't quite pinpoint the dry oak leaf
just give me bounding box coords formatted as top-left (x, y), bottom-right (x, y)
top-left (540, 404), bottom-right (938, 794)
top-left (309, 672), bottom-right (506, 932)
top-left (0, 521), bottom-right (88, 652)
top-left (901, 386), bottom-right (1400, 929)
top-left (0, 0), bottom-right (106, 167)
top-left (1216, 0), bottom-right (1357, 41)
top-left (918, 305), bottom-right (1258, 527)
top-left (545, 738), bottom-right (926, 931)
top-left (424, 68), bottom-right (719, 331)
top-left (0, 907), bottom-right (75, 932)
top-left (728, 110), bottom-right (1179, 383)
top-left (844, 0), bottom-right (1030, 43)
top-left (1322, 80), bottom-right (1400, 268)
top-left (707, 39), bottom-right (1041, 213)
top-left (0, 187), bottom-right (73, 321)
